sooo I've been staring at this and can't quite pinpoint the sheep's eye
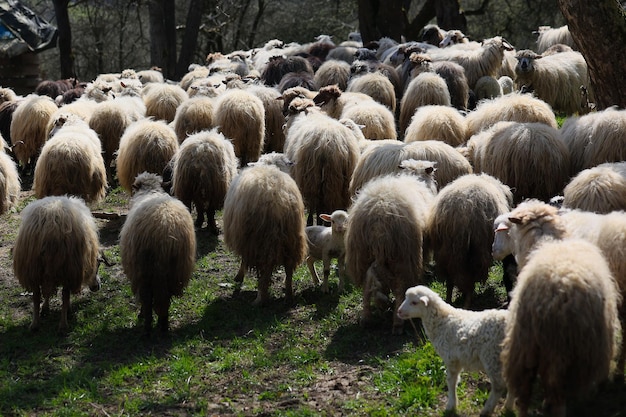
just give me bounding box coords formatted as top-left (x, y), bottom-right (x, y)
top-left (411, 301), bottom-right (417, 305)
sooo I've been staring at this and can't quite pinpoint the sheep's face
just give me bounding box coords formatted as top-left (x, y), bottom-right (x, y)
top-left (515, 50), bottom-right (541, 75)
top-left (492, 214), bottom-right (513, 261)
top-left (319, 210), bottom-right (348, 235)
top-left (397, 286), bottom-right (431, 320)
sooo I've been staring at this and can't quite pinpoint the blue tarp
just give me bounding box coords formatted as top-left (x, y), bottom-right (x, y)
top-left (0, 0), bottom-right (57, 57)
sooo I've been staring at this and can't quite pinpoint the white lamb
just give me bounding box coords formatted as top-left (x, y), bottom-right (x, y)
top-left (305, 210), bottom-right (348, 293)
top-left (397, 285), bottom-right (513, 417)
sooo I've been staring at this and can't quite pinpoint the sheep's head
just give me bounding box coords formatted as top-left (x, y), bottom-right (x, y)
top-left (439, 30), bottom-right (467, 47)
top-left (313, 85), bottom-right (342, 106)
top-left (248, 152), bottom-right (294, 175)
top-left (492, 213), bottom-right (514, 261)
top-left (131, 172), bottom-right (165, 196)
top-left (397, 285), bottom-right (437, 320)
top-left (399, 159), bottom-right (438, 193)
top-left (483, 36), bottom-right (515, 52)
top-left (515, 49), bottom-right (542, 74)
top-left (319, 210), bottom-right (348, 235)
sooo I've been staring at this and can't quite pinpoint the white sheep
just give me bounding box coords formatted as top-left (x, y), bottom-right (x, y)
top-left (222, 164), bottom-right (307, 305)
top-left (347, 71), bottom-right (397, 114)
top-left (399, 72), bottom-right (451, 136)
top-left (514, 49), bottom-right (590, 115)
top-left (345, 159), bottom-right (437, 334)
top-left (305, 210), bottom-right (348, 293)
top-left (171, 95), bottom-right (215, 144)
top-left (314, 59), bottom-right (351, 91)
top-left (403, 105), bottom-right (467, 147)
top-left (397, 285), bottom-right (513, 416)
top-left (535, 25), bottom-right (576, 54)
top-left (120, 172), bottom-right (196, 335)
top-left (562, 162), bottom-right (626, 213)
top-left (0, 144), bottom-right (20, 215)
top-left (13, 196), bottom-right (101, 333)
top-left (143, 83), bottom-right (189, 123)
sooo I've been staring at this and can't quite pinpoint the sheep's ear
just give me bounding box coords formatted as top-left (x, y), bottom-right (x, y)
top-left (420, 296), bottom-right (429, 307)
top-left (508, 215), bottom-right (522, 225)
top-left (495, 223), bottom-right (510, 232)
top-left (319, 214), bottom-right (332, 223)
top-left (425, 166), bottom-right (435, 175)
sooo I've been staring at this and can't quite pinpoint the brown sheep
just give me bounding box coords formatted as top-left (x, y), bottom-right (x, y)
top-left (13, 196), bottom-right (101, 333)
top-left (222, 164), bottom-right (307, 305)
top-left (119, 172), bottom-right (196, 334)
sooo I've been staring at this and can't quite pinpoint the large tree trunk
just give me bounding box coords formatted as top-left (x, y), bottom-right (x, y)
top-left (357, 0), bottom-right (408, 44)
top-left (175, 0), bottom-right (205, 80)
top-left (51, 0), bottom-right (75, 79)
top-left (149, 0), bottom-right (177, 79)
top-left (435, 0), bottom-right (466, 32)
top-left (557, 0), bottom-right (626, 110)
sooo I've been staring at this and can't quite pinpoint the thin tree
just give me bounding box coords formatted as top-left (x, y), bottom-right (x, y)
top-left (51, 0), bottom-right (75, 78)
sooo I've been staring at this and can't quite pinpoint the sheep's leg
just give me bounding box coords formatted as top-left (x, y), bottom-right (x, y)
top-left (445, 278), bottom-right (454, 304)
top-left (514, 372), bottom-right (535, 417)
top-left (284, 266), bottom-right (294, 305)
top-left (480, 378), bottom-right (506, 417)
top-left (140, 285), bottom-right (153, 335)
top-left (253, 270), bottom-right (271, 306)
top-left (360, 264), bottom-right (376, 326)
top-left (337, 253), bottom-right (346, 293)
top-left (234, 260), bottom-right (246, 292)
top-left (58, 287), bottom-right (71, 334)
top-left (618, 313), bottom-right (626, 378)
top-left (445, 364), bottom-right (461, 412)
top-left (207, 208), bottom-right (219, 235)
top-left (306, 256), bottom-right (321, 286)
top-left (155, 299), bottom-right (170, 334)
top-left (194, 211), bottom-right (205, 229)
top-left (321, 255), bottom-right (331, 293)
top-left (306, 211), bottom-right (314, 227)
top-left (30, 287), bottom-right (41, 331)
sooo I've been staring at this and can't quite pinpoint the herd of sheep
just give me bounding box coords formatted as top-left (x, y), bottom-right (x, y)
top-left (1, 22), bottom-right (626, 416)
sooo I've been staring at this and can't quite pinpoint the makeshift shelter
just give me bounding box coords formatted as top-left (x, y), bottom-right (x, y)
top-left (0, 0), bottom-right (57, 94)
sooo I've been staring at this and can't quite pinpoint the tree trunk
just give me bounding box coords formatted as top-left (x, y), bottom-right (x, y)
top-left (557, 0), bottom-right (626, 110)
top-left (357, 0), bottom-right (408, 44)
top-left (176, 0), bottom-right (205, 79)
top-left (51, 0), bottom-right (75, 79)
top-left (149, 0), bottom-right (176, 79)
top-left (435, 0), bottom-right (467, 32)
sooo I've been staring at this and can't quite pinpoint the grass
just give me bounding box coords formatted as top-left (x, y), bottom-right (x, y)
top-left (1, 186), bottom-right (624, 416)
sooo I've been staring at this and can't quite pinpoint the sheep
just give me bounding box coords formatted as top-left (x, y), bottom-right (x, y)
top-left (426, 173), bottom-right (512, 307)
top-left (119, 172), bottom-right (196, 334)
top-left (13, 196), bottom-right (101, 333)
top-left (116, 119), bottom-right (179, 192)
top-left (464, 92), bottom-right (557, 141)
top-left (312, 84), bottom-right (374, 119)
top-left (285, 109), bottom-right (360, 225)
top-left (0, 149), bottom-right (20, 214)
top-left (244, 84), bottom-right (286, 154)
top-left (261, 55), bottom-right (314, 87)
top-left (171, 129), bottom-right (238, 233)
top-left (213, 88), bottom-right (265, 167)
top-left (397, 285), bottom-right (514, 416)
top-left (439, 29), bottom-right (470, 47)
top-left (464, 121), bottom-right (569, 204)
top-left (9, 94), bottom-right (58, 168)
top-left (0, 86), bottom-right (18, 104)
top-left (179, 65), bottom-right (210, 92)
top-left (222, 164), bottom-right (307, 305)
top-left (403, 105), bottom-right (467, 147)
top-left (346, 71), bottom-right (396, 114)
top-left (430, 60), bottom-right (471, 111)
top-left (559, 107), bottom-right (626, 175)
top-left (143, 83), bottom-right (189, 123)
top-left (349, 140), bottom-right (472, 196)
top-left (428, 36), bottom-right (515, 89)
top-left (499, 201), bottom-right (620, 417)
top-left (171, 95), bottom-right (215, 144)
top-left (419, 24), bottom-right (446, 46)
top-left (33, 116), bottom-right (107, 204)
top-left (399, 72), bottom-right (450, 136)
top-left (277, 71), bottom-right (317, 92)
top-left (137, 68), bottom-right (165, 85)
top-left (339, 99), bottom-right (397, 140)
top-left (497, 75), bottom-right (514, 95)
top-left (562, 162), bottom-right (626, 213)
top-left (305, 210), bottom-right (348, 293)
top-left (346, 160), bottom-right (437, 334)
top-left (88, 86), bottom-right (146, 182)
top-left (0, 99), bottom-right (19, 148)
top-left (535, 25), bottom-right (576, 54)
top-left (35, 78), bottom-right (76, 100)
top-left (473, 75), bottom-right (502, 101)
top-left (314, 59), bottom-right (351, 91)
top-left (514, 49), bottom-right (590, 115)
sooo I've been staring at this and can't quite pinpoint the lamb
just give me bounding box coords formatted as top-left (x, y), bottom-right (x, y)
top-left (9, 94), bottom-right (58, 169)
top-left (559, 107), bottom-right (626, 175)
top-left (464, 121), bottom-right (570, 204)
top-left (499, 201), bottom-right (621, 417)
top-left (312, 84), bottom-right (374, 120)
top-left (33, 115), bottom-right (108, 204)
top-left (399, 71), bottom-right (451, 136)
top-left (222, 164), bottom-right (307, 305)
top-left (171, 129), bottom-right (238, 233)
top-left (143, 83), bottom-right (189, 123)
top-left (464, 92), bottom-right (557, 141)
top-left (345, 159), bottom-right (437, 334)
top-left (514, 49), bottom-right (590, 115)
top-left (13, 196), bottom-right (101, 333)
top-left (427, 36), bottom-right (515, 89)
top-left (119, 172), bottom-right (196, 334)
top-left (426, 173), bottom-right (512, 307)
top-left (562, 162), bottom-right (626, 213)
top-left (397, 285), bottom-right (513, 416)
top-left (349, 139), bottom-right (472, 196)
top-left (285, 109), bottom-right (360, 225)
top-left (213, 88), bottom-right (265, 167)
top-left (171, 95), bottom-right (215, 144)
top-left (305, 210), bottom-right (348, 293)
top-left (403, 105), bottom-right (467, 147)
top-left (0, 148), bottom-right (20, 215)
top-left (116, 119), bottom-right (179, 192)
